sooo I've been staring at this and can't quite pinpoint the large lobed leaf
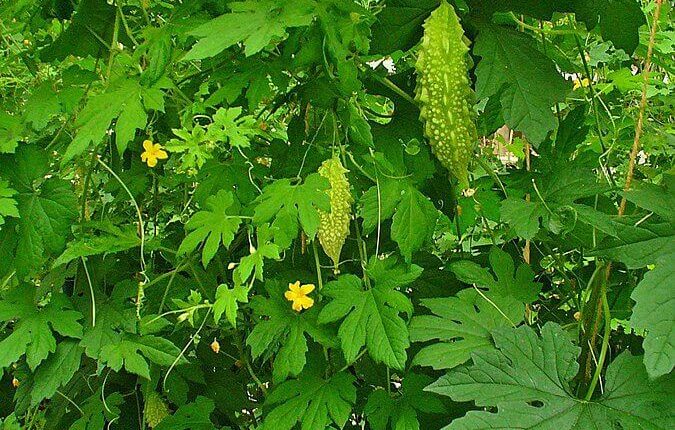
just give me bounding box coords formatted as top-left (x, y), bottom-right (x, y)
top-left (318, 274), bottom-right (412, 370)
top-left (177, 189), bottom-right (242, 267)
top-left (247, 282), bottom-right (334, 382)
top-left (474, 24), bottom-right (568, 144)
top-left (262, 372), bottom-right (356, 430)
top-left (0, 289), bottom-right (82, 372)
top-left (427, 323), bottom-right (674, 429)
top-left (410, 247), bottom-right (539, 369)
top-left (253, 174), bottom-right (330, 248)
top-left (630, 253), bottom-right (675, 378)
top-left (185, 0), bottom-right (317, 60)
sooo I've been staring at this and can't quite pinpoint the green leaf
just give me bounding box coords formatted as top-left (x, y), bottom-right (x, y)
top-left (345, 101), bottom-right (373, 147)
top-left (0, 180), bottom-right (19, 225)
top-left (589, 221), bottom-right (675, 268)
top-left (365, 373), bottom-right (445, 430)
top-left (318, 274), bottom-right (410, 370)
top-left (0, 289), bottom-right (82, 371)
top-left (23, 82), bottom-right (61, 131)
top-left (451, 247), bottom-right (540, 303)
top-left (410, 247), bottom-right (541, 369)
top-left (53, 223), bottom-right (141, 267)
top-left (139, 27), bottom-right (173, 87)
top-left (165, 126), bottom-right (212, 172)
top-left (80, 285), bottom-right (137, 359)
top-left (247, 282), bottom-right (333, 382)
top-left (623, 180), bottom-right (675, 223)
top-left (40, 0), bottom-right (119, 61)
top-left (30, 340), bottom-right (83, 405)
top-left (369, 0), bottom-right (438, 54)
top-left (474, 24), bottom-right (568, 144)
top-left (0, 112), bottom-right (23, 153)
top-left (213, 284), bottom-right (249, 327)
top-left (630, 253), bottom-right (675, 378)
top-left (410, 289), bottom-right (521, 370)
top-left (366, 256), bottom-right (423, 291)
top-left (573, 0), bottom-right (645, 54)
top-left (185, 0), bottom-right (316, 60)
top-left (14, 178), bottom-right (78, 276)
top-left (99, 334), bottom-right (185, 379)
top-left (391, 184), bottom-right (438, 262)
top-left (1, 145), bottom-right (79, 276)
top-left (262, 372), bottom-right (356, 430)
top-left (154, 396), bottom-right (216, 430)
top-left (500, 198), bottom-right (546, 240)
top-left (233, 224), bottom-right (281, 284)
top-left (253, 174), bottom-right (330, 243)
top-left (0, 414), bottom-right (20, 430)
top-left (360, 177), bottom-right (405, 235)
top-left (177, 190), bottom-right (242, 267)
top-left (71, 393), bottom-right (122, 430)
top-left (63, 79), bottom-right (147, 161)
top-left (207, 107), bottom-right (263, 149)
top-left (411, 247), bottom-right (538, 369)
top-left (427, 323), bottom-right (675, 429)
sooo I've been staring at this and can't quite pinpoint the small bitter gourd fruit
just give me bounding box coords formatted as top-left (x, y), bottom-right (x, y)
top-left (415, 0), bottom-right (477, 190)
top-left (317, 156), bottom-right (353, 272)
top-left (144, 391), bottom-right (170, 428)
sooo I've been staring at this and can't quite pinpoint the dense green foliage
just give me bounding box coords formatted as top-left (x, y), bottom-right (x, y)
top-left (0, 0), bottom-right (673, 429)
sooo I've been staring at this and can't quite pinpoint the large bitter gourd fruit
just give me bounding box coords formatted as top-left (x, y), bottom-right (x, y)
top-left (317, 156), bottom-right (353, 272)
top-left (415, 0), bottom-right (477, 190)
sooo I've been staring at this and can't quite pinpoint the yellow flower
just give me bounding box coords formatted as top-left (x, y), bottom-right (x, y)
top-left (284, 281), bottom-right (315, 312)
top-left (141, 140), bottom-right (168, 167)
top-left (573, 77), bottom-right (590, 90)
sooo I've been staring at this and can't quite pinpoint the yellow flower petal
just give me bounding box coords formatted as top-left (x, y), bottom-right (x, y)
top-left (143, 140), bottom-right (154, 151)
top-left (300, 284), bottom-right (315, 294)
top-left (289, 281), bottom-right (301, 292)
top-left (298, 296), bottom-right (314, 310)
top-left (292, 301), bottom-right (303, 312)
top-left (156, 149), bottom-right (168, 160)
top-left (147, 157), bottom-right (158, 168)
top-left (284, 290), bottom-right (296, 301)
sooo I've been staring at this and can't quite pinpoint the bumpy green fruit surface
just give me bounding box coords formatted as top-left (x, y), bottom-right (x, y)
top-left (144, 391), bottom-right (170, 428)
top-left (317, 156), bottom-right (353, 271)
top-left (415, 0), bottom-right (477, 190)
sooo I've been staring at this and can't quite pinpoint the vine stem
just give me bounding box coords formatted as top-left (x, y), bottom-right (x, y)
top-left (368, 72), bottom-right (417, 106)
top-left (585, 278), bottom-right (610, 400)
top-left (163, 308), bottom-right (211, 391)
top-left (584, 0), bottom-right (663, 394)
top-left (80, 257), bottom-right (96, 327)
top-left (618, 0), bottom-right (662, 216)
top-left (96, 156), bottom-right (147, 280)
top-left (312, 240), bottom-right (324, 290)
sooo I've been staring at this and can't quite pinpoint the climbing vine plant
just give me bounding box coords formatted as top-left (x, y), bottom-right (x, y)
top-left (0, 0), bottom-right (673, 429)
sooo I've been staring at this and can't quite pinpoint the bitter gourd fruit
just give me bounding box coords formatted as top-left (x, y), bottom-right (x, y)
top-left (317, 156), bottom-right (353, 272)
top-left (415, 0), bottom-right (477, 190)
top-left (144, 391), bottom-right (170, 428)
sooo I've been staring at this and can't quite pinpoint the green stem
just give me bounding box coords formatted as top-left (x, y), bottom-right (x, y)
top-left (80, 257), bottom-right (96, 327)
top-left (585, 277), bottom-right (611, 400)
top-left (369, 73), bottom-right (417, 106)
top-left (312, 240), bottom-right (324, 290)
top-left (354, 221), bottom-right (371, 289)
top-left (96, 156), bottom-right (147, 279)
top-left (106, 8), bottom-right (120, 80)
top-left (476, 156), bottom-right (507, 197)
top-left (508, 13), bottom-right (583, 36)
top-left (572, 32), bottom-right (618, 188)
top-left (116, 1), bottom-right (139, 47)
